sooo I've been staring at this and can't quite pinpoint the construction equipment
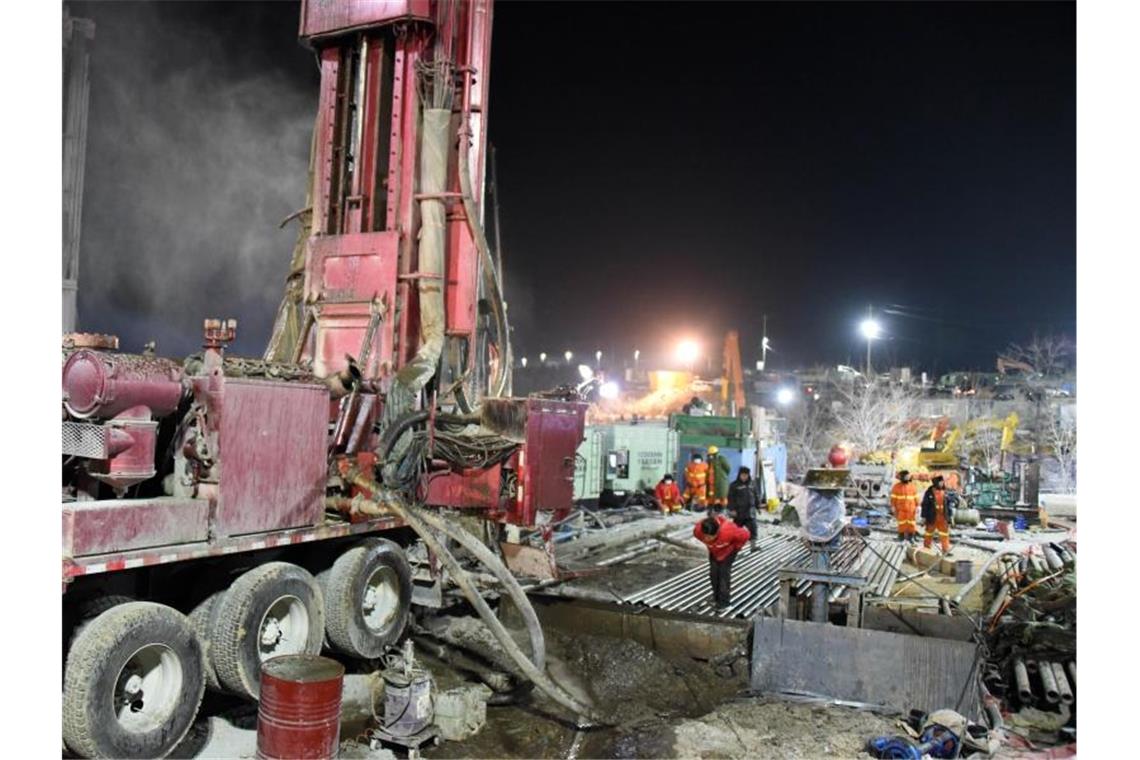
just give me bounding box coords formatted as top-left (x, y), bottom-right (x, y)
top-left (721, 330), bottom-right (746, 416)
top-left (60, 3), bottom-right (590, 757)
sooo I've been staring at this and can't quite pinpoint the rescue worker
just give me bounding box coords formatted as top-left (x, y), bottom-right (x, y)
top-left (921, 475), bottom-right (955, 554)
top-left (683, 453), bottom-right (709, 510)
top-left (889, 470), bottom-right (919, 543)
top-left (727, 466), bottom-right (763, 550)
top-left (706, 445), bottom-right (731, 510)
top-left (693, 514), bottom-right (751, 610)
top-left (654, 473), bottom-right (683, 514)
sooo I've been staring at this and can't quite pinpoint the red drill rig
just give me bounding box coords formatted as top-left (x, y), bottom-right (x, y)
top-left (60, 3), bottom-right (587, 757)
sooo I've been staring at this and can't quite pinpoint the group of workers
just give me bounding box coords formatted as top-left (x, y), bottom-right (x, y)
top-left (889, 470), bottom-right (956, 554)
top-left (647, 449), bottom-right (765, 611)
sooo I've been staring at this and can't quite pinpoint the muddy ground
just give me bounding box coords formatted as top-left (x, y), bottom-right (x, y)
top-left (423, 627), bottom-right (899, 759)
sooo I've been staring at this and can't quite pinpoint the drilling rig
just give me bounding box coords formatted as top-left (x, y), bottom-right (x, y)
top-left (60, 3), bottom-right (589, 757)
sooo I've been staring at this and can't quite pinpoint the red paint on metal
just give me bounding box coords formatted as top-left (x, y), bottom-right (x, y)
top-left (63, 498), bottom-right (209, 557)
top-left (62, 350), bottom-right (183, 419)
top-left (256, 654), bottom-right (344, 760)
top-left (424, 464), bottom-right (501, 509)
top-left (299, 0), bottom-right (431, 41)
top-left (502, 400), bottom-right (587, 525)
top-left (85, 417), bottom-right (158, 491)
top-left (215, 380), bottom-right (329, 537)
top-left (63, 515), bottom-right (403, 580)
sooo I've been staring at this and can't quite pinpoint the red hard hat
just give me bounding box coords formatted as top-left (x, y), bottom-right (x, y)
top-left (828, 445), bottom-right (849, 467)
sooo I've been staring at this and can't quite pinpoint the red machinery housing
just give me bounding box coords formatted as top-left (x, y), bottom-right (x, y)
top-left (62, 0), bottom-right (584, 574)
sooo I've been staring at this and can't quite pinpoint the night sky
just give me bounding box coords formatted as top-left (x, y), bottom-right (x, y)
top-left (71, 1), bottom-right (1074, 375)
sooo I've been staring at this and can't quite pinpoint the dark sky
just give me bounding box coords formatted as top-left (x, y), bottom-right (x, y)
top-left (71, 1), bottom-right (1074, 375)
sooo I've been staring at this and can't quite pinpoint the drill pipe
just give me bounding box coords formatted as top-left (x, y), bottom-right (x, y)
top-left (1052, 662), bottom-right (1074, 705)
top-left (1038, 660), bottom-right (1061, 703)
top-left (1066, 661), bottom-right (1076, 689)
top-left (329, 489), bottom-right (602, 724)
top-left (649, 540), bottom-right (803, 614)
top-left (1014, 659), bottom-right (1033, 703)
top-left (1042, 546), bottom-right (1065, 572)
top-left (630, 537), bottom-right (801, 611)
top-left (681, 540), bottom-right (805, 616)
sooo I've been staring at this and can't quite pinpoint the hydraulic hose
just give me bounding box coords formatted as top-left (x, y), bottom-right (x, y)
top-left (456, 97), bottom-right (511, 399)
top-left (342, 472), bottom-right (545, 672)
top-left (327, 490), bottom-right (604, 725)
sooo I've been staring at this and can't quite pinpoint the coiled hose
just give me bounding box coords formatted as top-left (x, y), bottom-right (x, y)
top-left (329, 476), bottom-right (604, 726)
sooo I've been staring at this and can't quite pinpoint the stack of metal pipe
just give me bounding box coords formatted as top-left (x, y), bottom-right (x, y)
top-left (622, 530), bottom-right (903, 619)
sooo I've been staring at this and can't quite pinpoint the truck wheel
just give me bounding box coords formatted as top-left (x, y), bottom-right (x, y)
top-left (188, 591), bottom-right (224, 690)
top-left (63, 602), bottom-right (205, 759)
top-left (210, 562), bottom-right (325, 699)
top-left (319, 538), bottom-right (412, 658)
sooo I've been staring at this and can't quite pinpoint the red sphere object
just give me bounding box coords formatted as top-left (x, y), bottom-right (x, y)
top-left (827, 445), bottom-right (849, 467)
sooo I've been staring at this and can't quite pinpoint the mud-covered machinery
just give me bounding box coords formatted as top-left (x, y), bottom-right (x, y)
top-left (61, 3), bottom-right (588, 758)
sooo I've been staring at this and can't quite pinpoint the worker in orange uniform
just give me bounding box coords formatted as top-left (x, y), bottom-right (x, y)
top-left (890, 470), bottom-right (919, 543)
top-left (654, 473), bottom-right (683, 513)
top-left (706, 445), bottom-right (731, 511)
top-left (684, 453), bottom-right (709, 510)
top-left (921, 475), bottom-right (955, 554)
top-left (694, 514), bottom-right (752, 609)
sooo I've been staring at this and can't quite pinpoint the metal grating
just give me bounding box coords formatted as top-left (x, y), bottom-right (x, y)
top-left (62, 421), bottom-right (108, 458)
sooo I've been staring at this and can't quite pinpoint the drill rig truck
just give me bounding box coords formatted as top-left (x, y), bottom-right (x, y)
top-left (60, 2), bottom-right (587, 757)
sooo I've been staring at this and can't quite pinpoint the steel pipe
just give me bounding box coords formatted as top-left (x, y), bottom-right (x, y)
top-left (1052, 662), bottom-right (1074, 705)
top-left (1042, 546), bottom-right (1064, 572)
top-left (1038, 660), bottom-right (1060, 703)
top-left (1013, 659), bottom-right (1032, 703)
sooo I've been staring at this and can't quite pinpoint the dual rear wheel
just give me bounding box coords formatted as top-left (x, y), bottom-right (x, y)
top-left (62, 539), bottom-right (413, 758)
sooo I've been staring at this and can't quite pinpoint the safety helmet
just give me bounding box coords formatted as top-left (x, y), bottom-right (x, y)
top-left (708, 445), bottom-right (719, 455)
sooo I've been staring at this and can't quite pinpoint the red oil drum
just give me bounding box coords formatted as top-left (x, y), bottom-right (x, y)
top-left (257, 655), bottom-right (345, 760)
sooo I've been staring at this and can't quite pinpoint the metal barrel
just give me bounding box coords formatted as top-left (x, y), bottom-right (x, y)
top-left (257, 654), bottom-right (345, 760)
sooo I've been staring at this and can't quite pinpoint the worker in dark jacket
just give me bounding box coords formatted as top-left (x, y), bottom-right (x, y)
top-left (694, 514), bottom-right (751, 609)
top-left (921, 475), bottom-right (955, 554)
top-left (727, 466), bottom-right (763, 550)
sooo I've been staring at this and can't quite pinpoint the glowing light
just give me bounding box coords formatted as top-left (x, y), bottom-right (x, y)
top-left (521, 357), bottom-right (528, 368)
top-left (633, 349), bottom-right (641, 361)
top-left (564, 350), bottom-right (573, 362)
top-left (578, 364), bottom-right (594, 381)
top-left (599, 381), bottom-right (620, 400)
top-left (675, 339), bottom-right (700, 365)
top-left (595, 350), bottom-right (602, 364)
top-left (776, 387), bottom-right (796, 405)
top-left (859, 318), bottom-right (882, 341)
top-left (539, 352), bottom-right (547, 363)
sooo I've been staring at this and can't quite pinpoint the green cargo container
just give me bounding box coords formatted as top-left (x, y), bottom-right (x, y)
top-left (573, 422), bottom-right (679, 502)
top-left (668, 413), bottom-right (752, 448)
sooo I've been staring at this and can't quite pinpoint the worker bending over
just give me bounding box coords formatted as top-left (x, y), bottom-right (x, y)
top-left (684, 453), bottom-right (709, 510)
top-left (694, 514), bottom-right (751, 610)
top-left (706, 445), bottom-right (731, 510)
top-left (654, 473), bottom-right (683, 514)
top-left (890, 469), bottom-right (919, 543)
top-left (727, 466), bottom-right (762, 550)
top-left (921, 475), bottom-right (954, 554)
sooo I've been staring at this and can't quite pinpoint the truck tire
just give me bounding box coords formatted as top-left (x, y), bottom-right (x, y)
top-left (63, 601), bottom-right (205, 759)
top-left (188, 591), bottom-right (225, 690)
top-left (210, 562), bottom-right (325, 699)
top-left (319, 538), bottom-right (412, 659)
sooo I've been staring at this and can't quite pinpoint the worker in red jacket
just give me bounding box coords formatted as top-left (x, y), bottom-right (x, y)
top-left (694, 514), bottom-right (752, 609)
top-left (889, 470), bottom-right (919, 543)
top-left (654, 473), bottom-right (683, 513)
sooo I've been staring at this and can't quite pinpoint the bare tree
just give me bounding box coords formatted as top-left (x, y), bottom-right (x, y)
top-left (785, 399), bottom-right (833, 478)
top-left (1041, 403), bottom-right (1077, 492)
top-left (829, 382), bottom-right (920, 458)
top-left (1002, 334), bottom-right (1075, 376)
